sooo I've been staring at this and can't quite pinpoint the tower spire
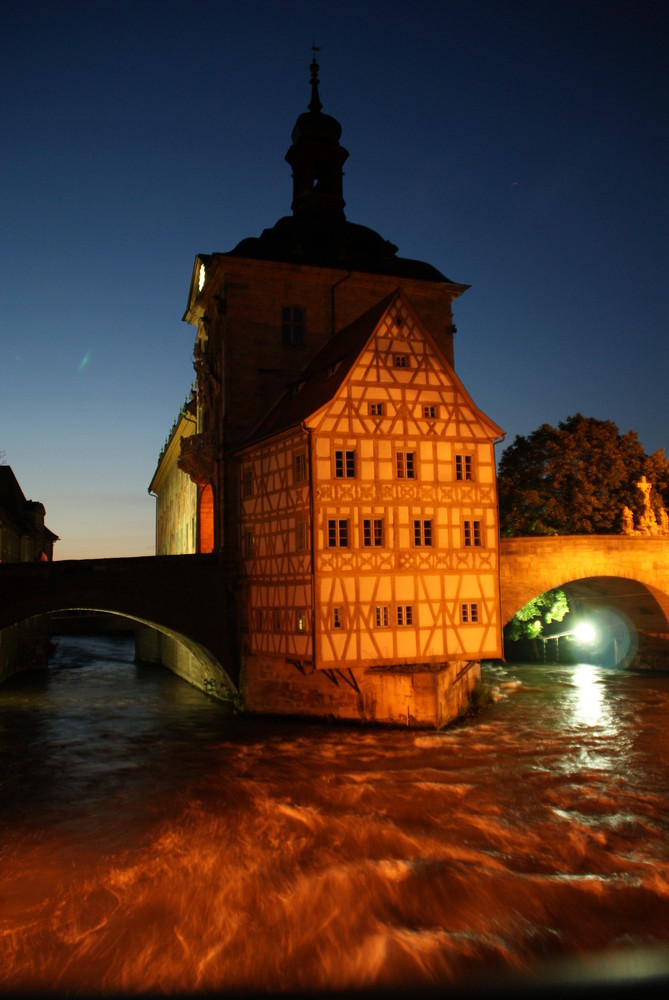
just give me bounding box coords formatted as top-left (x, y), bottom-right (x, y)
top-left (309, 44), bottom-right (323, 113)
top-left (285, 48), bottom-right (348, 221)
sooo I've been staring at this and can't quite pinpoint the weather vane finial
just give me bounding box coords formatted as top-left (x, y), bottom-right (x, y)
top-left (309, 43), bottom-right (322, 113)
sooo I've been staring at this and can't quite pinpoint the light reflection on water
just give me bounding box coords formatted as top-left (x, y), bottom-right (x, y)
top-left (570, 662), bottom-right (606, 727)
top-left (1, 635), bottom-right (669, 993)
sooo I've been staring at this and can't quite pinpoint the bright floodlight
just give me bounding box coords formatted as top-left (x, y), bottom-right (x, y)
top-left (574, 621), bottom-right (596, 644)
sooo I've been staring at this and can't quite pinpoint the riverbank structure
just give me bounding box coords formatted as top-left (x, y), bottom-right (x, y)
top-left (149, 57), bottom-right (504, 726)
top-left (0, 466), bottom-right (58, 564)
top-left (0, 465), bottom-right (58, 684)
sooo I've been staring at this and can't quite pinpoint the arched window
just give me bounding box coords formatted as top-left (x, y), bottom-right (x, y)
top-left (199, 484), bottom-right (214, 553)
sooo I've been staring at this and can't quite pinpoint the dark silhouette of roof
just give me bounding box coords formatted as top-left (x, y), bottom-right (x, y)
top-left (227, 216), bottom-right (453, 280)
top-left (217, 58), bottom-right (460, 284)
top-left (0, 465), bottom-right (58, 542)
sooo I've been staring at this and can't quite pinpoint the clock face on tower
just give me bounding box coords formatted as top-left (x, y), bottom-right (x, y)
top-left (198, 263), bottom-right (206, 292)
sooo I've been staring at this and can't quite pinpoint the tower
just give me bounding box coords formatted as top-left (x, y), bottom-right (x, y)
top-left (151, 59), bottom-right (504, 726)
top-left (285, 54), bottom-right (348, 222)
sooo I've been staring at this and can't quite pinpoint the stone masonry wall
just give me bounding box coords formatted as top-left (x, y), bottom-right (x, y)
top-left (240, 654), bottom-right (480, 729)
top-left (0, 617), bottom-right (50, 686)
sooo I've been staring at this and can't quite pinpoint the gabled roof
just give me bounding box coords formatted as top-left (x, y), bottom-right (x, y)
top-left (237, 291), bottom-right (503, 451)
top-left (0, 466), bottom-right (31, 534)
top-left (238, 293), bottom-right (396, 449)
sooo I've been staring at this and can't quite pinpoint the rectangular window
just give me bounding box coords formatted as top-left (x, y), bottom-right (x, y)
top-left (423, 405), bottom-right (437, 418)
top-left (294, 452), bottom-right (307, 483)
top-left (281, 306), bottom-right (305, 346)
top-left (463, 520), bottom-right (482, 547)
top-left (296, 609), bottom-right (307, 633)
top-left (244, 531), bottom-right (255, 557)
top-left (274, 610), bottom-right (282, 631)
top-left (397, 605), bottom-right (414, 626)
top-left (396, 451), bottom-right (416, 479)
top-left (333, 606), bottom-right (343, 629)
top-left (328, 519), bottom-right (349, 547)
top-left (413, 519), bottom-right (433, 546)
top-left (394, 354), bottom-right (409, 368)
top-left (375, 605), bottom-right (390, 627)
top-left (242, 467), bottom-right (253, 498)
top-left (335, 449), bottom-right (356, 478)
top-left (296, 518), bottom-right (309, 551)
top-left (461, 603), bottom-right (480, 624)
top-left (362, 517), bottom-right (384, 547)
top-left (456, 454), bottom-right (473, 481)
top-left (369, 402), bottom-right (384, 416)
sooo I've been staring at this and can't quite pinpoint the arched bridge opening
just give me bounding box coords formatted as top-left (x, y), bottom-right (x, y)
top-left (0, 556), bottom-right (240, 700)
top-left (499, 537), bottom-right (669, 671)
top-left (49, 607), bottom-right (237, 703)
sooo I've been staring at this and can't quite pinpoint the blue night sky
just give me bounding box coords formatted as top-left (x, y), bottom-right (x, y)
top-left (2, 1), bottom-right (667, 559)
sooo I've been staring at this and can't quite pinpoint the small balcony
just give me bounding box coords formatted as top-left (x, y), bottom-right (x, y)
top-left (178, 432), bottom-right (217, 486)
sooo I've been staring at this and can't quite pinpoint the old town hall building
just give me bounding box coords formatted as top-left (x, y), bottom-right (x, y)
top-left (150, 58), bottom-right (504, 727)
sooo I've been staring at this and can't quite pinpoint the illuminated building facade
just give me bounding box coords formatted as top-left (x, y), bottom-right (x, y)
top-left (151, 58), bottom-right (504, 725)
top-left (149, 396), bottom-right (198, 555)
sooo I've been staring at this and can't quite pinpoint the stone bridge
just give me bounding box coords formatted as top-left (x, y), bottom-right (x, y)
top-left (500, 535), bottom-right (669, 667)
top-left (1, 537), bottom-right (668, 696)
top-left (0, 554), bottom-right (240, 697)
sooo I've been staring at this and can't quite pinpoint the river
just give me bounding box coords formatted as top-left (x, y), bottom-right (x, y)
top-left (1, 633), bottom-right (669, 995)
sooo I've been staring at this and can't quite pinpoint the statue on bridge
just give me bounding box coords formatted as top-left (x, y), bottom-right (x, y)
top-left (622, 476), bottom-right (669, 537)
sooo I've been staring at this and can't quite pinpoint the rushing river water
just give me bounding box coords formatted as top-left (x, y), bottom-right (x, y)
top-left (1, 633), bottom-right (669, 995)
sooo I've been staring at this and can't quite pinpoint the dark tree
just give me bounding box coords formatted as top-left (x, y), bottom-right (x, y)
top-left (498, 414), bottom-right (669, 536)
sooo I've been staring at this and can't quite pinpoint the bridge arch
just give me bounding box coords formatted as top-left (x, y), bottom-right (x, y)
top-left (499, 537), bottom-right (669, 669)
top-left (50, 607), bottom-right (236, 701)
top-left (0, 555), bottom-right (239, 699)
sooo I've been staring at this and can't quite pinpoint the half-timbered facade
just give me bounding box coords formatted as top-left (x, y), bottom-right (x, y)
top-left (151, 56), bottom-right (505, 726)
top-left (235, 292), bottom-right (503, 724)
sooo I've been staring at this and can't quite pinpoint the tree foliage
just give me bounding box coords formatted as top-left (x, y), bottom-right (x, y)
top-left (505, 589), bottom-right (569, 641)
top-left (498, 414), bottom-right (669, 536)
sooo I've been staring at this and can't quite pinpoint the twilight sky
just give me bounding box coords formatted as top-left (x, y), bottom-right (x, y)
top-left (2, 1), bottom-right (667, 560)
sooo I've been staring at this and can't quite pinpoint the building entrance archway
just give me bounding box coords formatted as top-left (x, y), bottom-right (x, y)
top-left (199, 484), bottom-right (214, 554)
